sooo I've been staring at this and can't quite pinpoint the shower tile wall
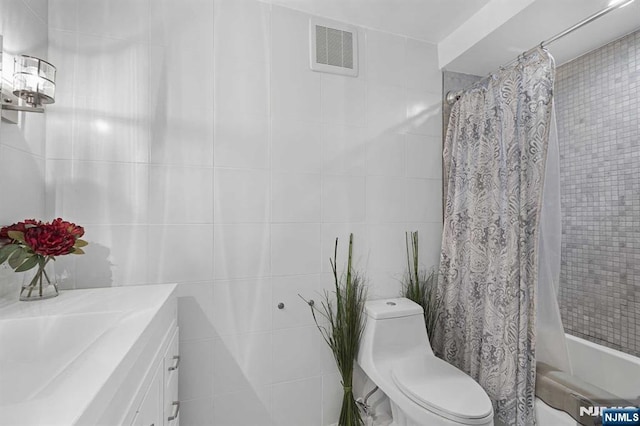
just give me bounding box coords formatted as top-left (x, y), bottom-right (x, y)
top-left (556, 29), bottom-right (640, 357)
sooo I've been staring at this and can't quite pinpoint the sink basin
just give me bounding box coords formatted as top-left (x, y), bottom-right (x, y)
top-left (0, 311), bottom-right (122, 405)
top-left (0, 284), bottom-right (176, 425)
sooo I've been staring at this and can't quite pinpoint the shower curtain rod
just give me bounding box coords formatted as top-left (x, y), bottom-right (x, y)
top-left (445, 0), bottom-right (636, 105)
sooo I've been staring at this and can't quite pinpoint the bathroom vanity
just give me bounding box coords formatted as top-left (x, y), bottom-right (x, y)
top-left (0, 284), bottom-right (179, 426)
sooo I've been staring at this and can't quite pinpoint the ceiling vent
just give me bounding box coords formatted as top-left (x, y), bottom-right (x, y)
top-left (309, 18), bottom-right (358, 77)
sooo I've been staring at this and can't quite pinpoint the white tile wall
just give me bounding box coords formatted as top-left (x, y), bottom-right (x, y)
top-left (272, 119), bottom-right (322, 173)
top-left (19, 0), bottom-right (444, 423)
top-left (214, 332), bottom-right (273, 394)
top-left (0, 0), bottom-right (48, 299)
top-left (212, 278), bottom-right (272, 335)
top-left (272, 377), bottom-right (323, 426)
top-left (322, 124), bottom-right (367, 176)
top-left (272, 172), bottom-right (322, 223)
top-left (209, 2), bottom-right (442, 424)
top-left (272, 326), bottom-right (323, 383)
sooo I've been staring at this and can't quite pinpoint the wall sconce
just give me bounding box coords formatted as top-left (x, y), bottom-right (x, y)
top-left (2, 55), bottom-right (56, 114)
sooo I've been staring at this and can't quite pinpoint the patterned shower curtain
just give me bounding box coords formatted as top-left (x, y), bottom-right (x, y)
top-left (433, 48), bottom-right (555, 426)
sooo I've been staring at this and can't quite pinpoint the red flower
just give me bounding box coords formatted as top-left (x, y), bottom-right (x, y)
top-left (24, 223), bottom-right (77, 256)
top-left (0, 219), bottom-right (41, 245)
top-left (51, 218), bottom-right (84, 238)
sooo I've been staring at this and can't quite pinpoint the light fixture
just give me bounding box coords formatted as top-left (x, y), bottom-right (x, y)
top-left (2, 55), bottom-right (56, 113)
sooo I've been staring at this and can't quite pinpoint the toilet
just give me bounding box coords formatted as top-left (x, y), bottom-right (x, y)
top-left (357, 298), bottom-right (494, 426)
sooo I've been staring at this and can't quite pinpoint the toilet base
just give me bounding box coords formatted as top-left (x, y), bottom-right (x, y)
top-left (389, 399), bottom-right (493, 426)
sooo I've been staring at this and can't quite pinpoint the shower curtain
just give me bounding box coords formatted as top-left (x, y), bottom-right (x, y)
top-left (536, 106), bottom-right (572, 375)
top-left (434, 48), bottom-right (555, 425)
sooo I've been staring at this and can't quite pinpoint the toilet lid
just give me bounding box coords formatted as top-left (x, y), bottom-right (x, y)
top-left (391, 355), bottom-right (493, 424)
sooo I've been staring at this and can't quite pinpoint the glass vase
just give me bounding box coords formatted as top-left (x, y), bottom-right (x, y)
top-left (20, 257), bottom-right (59, 301)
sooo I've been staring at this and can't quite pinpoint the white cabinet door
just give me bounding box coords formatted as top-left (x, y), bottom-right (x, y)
top-left (132, 363), bottom-right (163, 426)
top-left (165, 328), bottom-right (180, 426)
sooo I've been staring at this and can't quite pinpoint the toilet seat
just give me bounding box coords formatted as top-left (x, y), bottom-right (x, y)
top-left (391, 355), bottom-right (493, 425)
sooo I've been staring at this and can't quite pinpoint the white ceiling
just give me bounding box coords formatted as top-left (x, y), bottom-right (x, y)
top-left (263, 0), bottom-right (640, 75)
top-left (444, 0), bottom-right (640, 75)
top-left (264, 0), bottom-right (492, 43)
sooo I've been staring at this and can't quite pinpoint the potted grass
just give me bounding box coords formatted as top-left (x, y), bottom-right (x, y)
top-left (301, 233), bottom-right (367, 426)
top-left (401, 231), bottom-right (441, 342)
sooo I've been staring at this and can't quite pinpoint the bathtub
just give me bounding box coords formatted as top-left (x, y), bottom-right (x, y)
top-left (536, 334), bottom-right (640, 425)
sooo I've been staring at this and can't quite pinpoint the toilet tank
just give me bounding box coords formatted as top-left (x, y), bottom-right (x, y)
top-left (359, 298), bottom-right (434, 367)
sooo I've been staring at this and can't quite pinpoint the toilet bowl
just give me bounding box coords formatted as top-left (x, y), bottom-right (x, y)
top-left (356, 298), bottom-right (494, 426)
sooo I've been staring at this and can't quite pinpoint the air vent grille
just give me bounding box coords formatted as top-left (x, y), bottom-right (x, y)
top-left (310, 19), bottom-right (358, 77)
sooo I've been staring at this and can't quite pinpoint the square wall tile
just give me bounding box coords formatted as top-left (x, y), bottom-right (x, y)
top-left (214, 332), bottom-right (272, 394)
top-left (271, 224), bottom-right (321, 276)
top-left (366, 83), bottom-right (407, 135)
top-left (212, 386), bottom-right (272, 426)
top-left (148, 165), bottom-right (214, 224)
top-left (366, 131), bottom-right (405, 176)
top-left (406, 90), bottom-right (442, 137)
top-left (272, 326), bottom-right (322, 383)
top-left (46, 103), bottom-right (74, 160)
top-left (214, 112), bottom-right (269, 169)
top-left (406, 134), bottom-right (442, 179)
top-left (214, 168), bottom-right (270, 223)
top-left (214, 0), bottom-right (271, 65)
top-left (213, 278), bottom-right (272, 335)
top-left (366, 176), bottom-right (406, 223)
top-left (321, 175), bottom-right (366, 223)
top-left (151, 0), bottom-right (214, 50)
top-left (149, 47), bottom-right (214, 166)
top-left (213, 224), bottom-right (271, 279)
top-left (366, 30), bottom-right (405, 87)
top-left (215, 61), bottom-right (270, 117)
top-left (272, 377), bottom-right (322, 426)
top-left (321, 74), bottom-right (366, 126)
top-left (322, 124), bottom-right (366, 176)
top-left (149, 46), bottom-right (214, 117)
top-left (272, 67), bottom-right (321, 123)
top-left (47, 160), bottom-right (148, 225)
top-left (149, 119), bottom-right (214, 167)
top-left (272, 119), bottom-right (322, 174)
top-left (405, 39), bottom-right (440, 92)
top-left (177, 282), bottom-right (216, 342)
top-left (75, 224), bottom-right (148, 287)
top-left (179, 397), bottom-right (214, 426)
top-left (367, 223), bottom-right (409, 273)
top-left (179, 338), bottom-right (215, 401)
top-left (72, 95), bottom-right (150, 163)
top-left (272, 274), bottom-right (322, 329)
top-left (147, 225), bottom-right (214, 283)
top-left (48, 30), bottom-right (77, 107)
top-left (406, 178), bottom-right (442, 223)
top-left (0, 146), bottom-right (45, 223)
top-left (272, 172), bottom-right (321, 223)
top-left (74, 35), bottom-right (149, 109)
top-left (271, 5), bottom-right (309, 72)
top-left (77, 0), bottom-right (149, 40)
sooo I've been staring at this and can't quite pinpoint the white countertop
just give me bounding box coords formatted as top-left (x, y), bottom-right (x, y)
top-left (0, 284), bottom-right (177, 426)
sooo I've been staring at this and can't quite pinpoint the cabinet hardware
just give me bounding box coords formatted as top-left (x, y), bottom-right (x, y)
top-left (168, 401), bottom-right (180, 421)
top-left (168, 355), bottom-right (180, 371)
